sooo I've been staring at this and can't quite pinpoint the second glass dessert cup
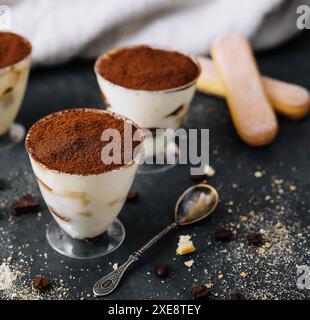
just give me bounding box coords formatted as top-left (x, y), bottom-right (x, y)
top-left (94, 45), bottom-right (201, 174)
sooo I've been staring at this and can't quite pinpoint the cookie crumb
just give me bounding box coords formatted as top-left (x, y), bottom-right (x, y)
top-left (289, 185), bottom-right (296, 192)
top-left (254, 171), bottom-right (263, 178)
top-left (184, 260), bottom-right (194, 268)
top-left (176, 235), bottom-right (196, 255)
top-left (204, 165), bottom-right (215, 177)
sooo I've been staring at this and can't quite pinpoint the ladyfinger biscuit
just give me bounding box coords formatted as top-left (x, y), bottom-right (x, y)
top-left (197, 57), bottom-right (310, 120)
top-left (197, 57), bottom-right (226, 96)
top-left (211, 34), bottom-right (278, 146)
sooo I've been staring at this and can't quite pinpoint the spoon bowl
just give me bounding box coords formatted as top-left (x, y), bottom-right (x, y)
top-left (175, 183), bottom-right (219, 226)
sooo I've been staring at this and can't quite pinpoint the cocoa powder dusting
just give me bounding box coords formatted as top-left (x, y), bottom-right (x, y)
top-left (0, 32), bottom-right (31, 69)
top-left (25, 109), bottom-right (142, 175)
top-left (97, 45), bottom-right (199, 91)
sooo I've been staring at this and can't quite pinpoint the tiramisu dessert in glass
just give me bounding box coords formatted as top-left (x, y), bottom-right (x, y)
top-left (95, 45), bottom-right (200, 174)
top-left (25, 108), bottom-right (144, 259)
top-left (0, 31), bottom-right (32, 150)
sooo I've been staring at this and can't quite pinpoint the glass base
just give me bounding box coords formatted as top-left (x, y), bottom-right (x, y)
top-left (0, 123), bottom-right (25, 151)
top-left (46, 219), bottom-right (125, 259)
top-left (137, 142), bottom-right (179, 175)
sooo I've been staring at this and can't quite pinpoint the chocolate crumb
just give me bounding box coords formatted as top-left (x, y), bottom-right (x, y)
top-left (11, 194), bottom-right (39, 215)
top-left (154, 263), bottom-right (169, 278)
top-left (191, 285), bottom-right (210, 299)
top-left (230, 292), bottom-right (246, 300)
top-left (247, 233), bottom-right (263, 246)
top-left (127, 191), bottom-right (139, 201)
top-left (215, 228), bottom-right (232, 241)
top-left (33, 275), bottom-right (49, 290)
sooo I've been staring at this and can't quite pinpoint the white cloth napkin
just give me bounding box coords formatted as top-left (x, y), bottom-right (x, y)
top-left (1, 0), bottom-right (308, 66)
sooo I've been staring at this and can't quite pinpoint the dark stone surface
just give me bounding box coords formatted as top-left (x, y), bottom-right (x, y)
top-left (0, 32), bottom-right (310, 300)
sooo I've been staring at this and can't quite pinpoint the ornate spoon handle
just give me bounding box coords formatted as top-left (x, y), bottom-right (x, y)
top-left (93, 222), bottom-right (178, 296)
top-left (93, 254), bottom-right (138, 296)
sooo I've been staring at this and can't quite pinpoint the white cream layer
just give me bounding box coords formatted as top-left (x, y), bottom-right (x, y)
top-left (96, 74), bottom-right (197, 157)
top-left (29, 156), bottom-right (139, 239)
top-left (95, 74), bottom-right (196, 130)
top-left (0, 56), bottom-right (31, 135)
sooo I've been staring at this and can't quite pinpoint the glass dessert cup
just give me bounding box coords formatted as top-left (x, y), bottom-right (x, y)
top-left (0, 34), bottom-right (31, 151)
top-left (94, 46), bottom-right (201, 174)
top-left (25, 109), bottom-right (144, 259)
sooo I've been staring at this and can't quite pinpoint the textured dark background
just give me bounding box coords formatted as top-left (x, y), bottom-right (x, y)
top-left (0, 32), bottom-right (310, 300)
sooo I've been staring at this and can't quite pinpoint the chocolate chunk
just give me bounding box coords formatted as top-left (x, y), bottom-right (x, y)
top-left (191, 285), bottom-right (210, 299)
top-left (154, 263), bottom-right (169, 278)
top-left (230, 292), bottom-right (246, 300)
top-left (127, 191), bottom-right (139, 201)
top-left (11, 194), bottom-right (39, 215)
top-left (190, 174), bottom-right (206, 181)
top-left (215, 228), bottom-right (232, 241)
top-left (247, 233), bottom-right (263, 246)
top-left (33, 275), bottom-right (49, 290)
